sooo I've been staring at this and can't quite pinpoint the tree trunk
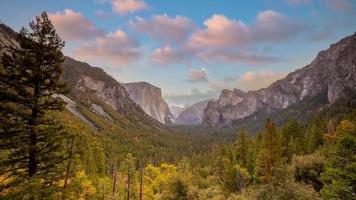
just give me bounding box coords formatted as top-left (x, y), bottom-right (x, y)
top-left (64, 138), bottom-right (75, 189)
top-left (127, 173), bottom-right (130, 200)
top-left (139, 168), bottom-right (143, 200)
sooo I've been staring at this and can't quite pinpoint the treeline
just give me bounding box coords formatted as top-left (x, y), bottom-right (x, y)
top-left (85, 115), bottom-right (354, 200)
top-left (0, 12), bottom-right (355, 200)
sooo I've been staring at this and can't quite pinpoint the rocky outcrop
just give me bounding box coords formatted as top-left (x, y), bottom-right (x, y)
top-left (176, 99), bottom-right (213, 125)
top-left (203, 33), bottom-right (356, 127)
top-left (0, 23), bottom-right (167, 132)
top-left (123, 82), bottom-right (173, 124)
top-left (170, 105), bottom-right (189, 118)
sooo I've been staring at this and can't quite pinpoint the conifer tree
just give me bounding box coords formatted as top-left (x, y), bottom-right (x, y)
top-left (256, 118), bottom-right (284, 183)
top-left (0, 11), bottom-right (67, 188)
top-left (236, 129), bottom-right (249, 168)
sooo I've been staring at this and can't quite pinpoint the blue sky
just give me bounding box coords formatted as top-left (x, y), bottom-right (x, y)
top-left (1, 0), bottom-right (355, 106)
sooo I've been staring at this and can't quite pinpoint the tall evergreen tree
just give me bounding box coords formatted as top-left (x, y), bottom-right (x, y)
top-left (256, 118), bottom-right (284, 183)
top-left (306, 117), bottom-right (326, 153)
top-left (236, 129), bottom-right (249, 168)
top-left (0, 12), bottom-right (67, 188)
top-left (281, 118), bottom-right (305, 160)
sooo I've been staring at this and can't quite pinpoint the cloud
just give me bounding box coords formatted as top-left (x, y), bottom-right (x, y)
top-left (49, 9), bottom-right (104, 41)
top-left (187, 10), bottom-right (306, 50)
top-left (196, 49), bottom-right (282, 64)
top-left (72, 29), bottom-right (140, 65)
top-left (130, 14), bottom-right (195, 44)
top-left (286, 0), bottom-right (354, 12)
top-left (208, 70), bottom-right (287, 91)
top-left (323, 0), bottom-right (353, 12)
top-left (188, 14), bottom-right (248, 49)
top-left (150, 46), bottom-right (183, 65)
top-left (111, 0), bottom-right (148, 15)
top-left (237, 70), bottom-right (287, 90)
top-left (188, 68), bottom-right (208, 82)
top-left (250, 10), bottom-right (306, 42)
top-left (164, 89), bottom-right (219, 105)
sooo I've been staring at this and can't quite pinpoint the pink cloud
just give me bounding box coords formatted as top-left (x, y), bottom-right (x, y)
top-left (208, 70), bottom-right (287, 91)
top-left (111, 0), bottom-right (148, 15)
top-left (251, 10), bottom-right (306, 42)
top-left (188, 14), bottom-right (248, 49)
top-left (196, 49), bottom-right (281, 64)
top-left (188, 68), bottom-right (208, 82)
top-left (49, 9), bottom-right (103, 41)
top-left (323, 0), bottom-right (353, 12)
top-left (187, 10), bottom-right (305, 50)
top-left (72, 29), bottom-right (140, 65)
top-left (130, 14), bottom-right (195, 44)
top-left (150, 46), bottom-right (182, 65)
top-left (237, 70), bottom-right (287, 90)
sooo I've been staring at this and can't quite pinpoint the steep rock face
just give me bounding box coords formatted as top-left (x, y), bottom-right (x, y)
top-left (62, 57), bottom-right (139, 115)
top-left (170, 105), bottom-right (189, 118)
top-left (176, 99), bottom-right (213, 125)
top-left (203, 33), bottom-right (356, 127)
top-left (0, 23), bottom-right (167, 132)
top-left (123, 82), bottom-right (173, 124)
top-left (0, 24), bottom-right (18, 53)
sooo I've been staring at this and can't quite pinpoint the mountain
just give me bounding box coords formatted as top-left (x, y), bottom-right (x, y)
top-left (170, 105), bottom-right (189, 118)
top-left (176, 99), bottom-right (213, 125)
top-left (0, 23), bottom-right (166, 133)
top-left (123, 82), bottom-right (173, 124)
top-left (61, 57), bottom-right (166, 131)
top-left (203, 33), bottom-right (356, 130)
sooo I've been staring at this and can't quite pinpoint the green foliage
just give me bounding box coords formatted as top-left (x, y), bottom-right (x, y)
top-left (281, 118), bottom-right (305, 160)
top-left (320, 120), bottom-right (356, 199)
top-left (0, 11), bottom-right (68, 196)
top-left (256, 118), bottom-right (284, 183)
top-left (236, 129), bottom-right (249, 168)
top-left (306, 117), bottom-right (327, 153)
top-left (255, 165), bottom-right (320, 200)
top-left (291, 152), bottom-right (325, 191)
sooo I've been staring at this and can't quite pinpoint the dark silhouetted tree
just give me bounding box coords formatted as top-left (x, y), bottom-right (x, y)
top-left (0, 11), bottom-right (67, 189)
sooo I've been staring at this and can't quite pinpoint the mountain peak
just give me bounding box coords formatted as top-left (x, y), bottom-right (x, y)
top-left (203, 33), bottom-right (356, 128)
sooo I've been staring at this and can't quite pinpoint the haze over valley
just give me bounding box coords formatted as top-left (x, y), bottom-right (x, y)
top-left (0, 1), bottom-right (355, 199)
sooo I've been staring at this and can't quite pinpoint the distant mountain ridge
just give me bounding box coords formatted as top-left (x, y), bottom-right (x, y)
top-left (176, 99), bottom-right (213, 125)
top-left (203, 32), bottom-right (356, 129)
top-left (123, 82), bottom-right (173, 124)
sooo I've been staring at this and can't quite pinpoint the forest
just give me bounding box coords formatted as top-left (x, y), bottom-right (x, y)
top-left (1, 12), bottom-right (356, 200)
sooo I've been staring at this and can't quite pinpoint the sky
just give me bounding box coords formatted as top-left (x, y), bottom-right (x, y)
top-left (0, 0), bottom-right (355, 106)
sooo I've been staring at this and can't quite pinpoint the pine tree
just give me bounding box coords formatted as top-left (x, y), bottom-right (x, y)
top-left (236, 129), bottom-right (249, 168)
top-left (306, 117), bottom-right (326, 153)
top-left (0, 12), bottom-right (67, 189)
top-left (256, 118), bottom-right (284, 183)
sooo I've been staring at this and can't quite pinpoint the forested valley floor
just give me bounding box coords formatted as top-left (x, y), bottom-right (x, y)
top-left (1, 12), bottom-right (355, 200)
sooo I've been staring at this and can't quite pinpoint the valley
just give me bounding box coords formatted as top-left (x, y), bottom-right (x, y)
top-left (0, 4), bottom-right (356, 200)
